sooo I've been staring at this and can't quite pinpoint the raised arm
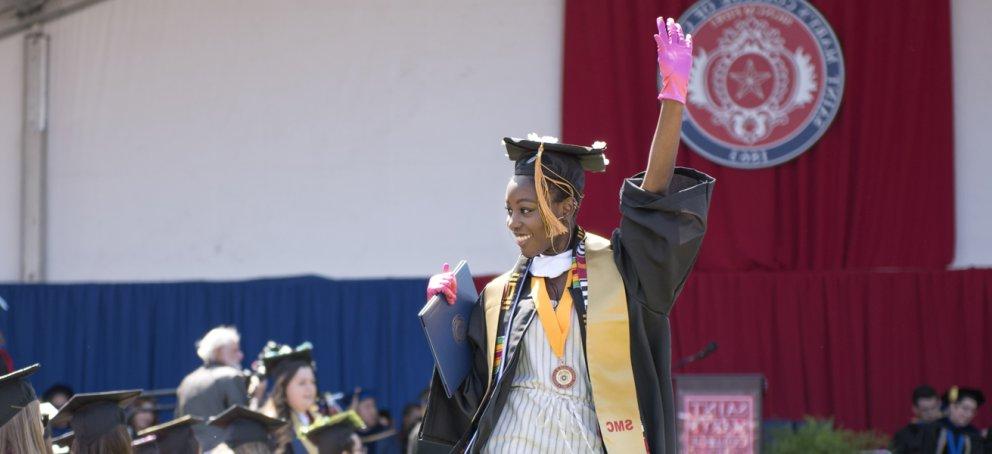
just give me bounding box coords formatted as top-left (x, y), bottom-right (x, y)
top-left (642, 17), bottom-right (693, 194)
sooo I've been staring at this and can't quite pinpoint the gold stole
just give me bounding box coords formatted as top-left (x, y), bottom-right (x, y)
top-left (482, 233), bottom-right (646, 453)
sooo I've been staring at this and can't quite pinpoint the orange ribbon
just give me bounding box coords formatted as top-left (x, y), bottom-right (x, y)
top-left (531, 272), bottom-right (573, 359)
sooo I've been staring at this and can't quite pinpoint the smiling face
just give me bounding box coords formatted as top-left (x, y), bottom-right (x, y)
top-left (285, 366), bottom-right (317, 414)
top-left (505, 176), bottom-right (576, 258)
top-left (948, 397), bottom-right (978, 427)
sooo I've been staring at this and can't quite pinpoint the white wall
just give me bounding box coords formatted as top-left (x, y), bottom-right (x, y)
top-left (0, 0), bottom-right (564, 282)
top-left (952, 0), bottom-right (992, 268)
top-left (0, 34), bottom-right (22, 280)
top-left (1, 0), bottom-right (989, 282)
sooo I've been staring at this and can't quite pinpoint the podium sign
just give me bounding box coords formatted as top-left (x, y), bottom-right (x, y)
top-left (674, 374), bottom-right (765, 454)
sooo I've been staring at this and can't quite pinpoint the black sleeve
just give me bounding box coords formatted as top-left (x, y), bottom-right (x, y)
top-left (614, 167), bottom-right (714, 314)
top-left (418, 298), bottom-right (489, 446)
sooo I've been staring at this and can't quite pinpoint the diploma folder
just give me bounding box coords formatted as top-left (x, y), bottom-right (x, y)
top-left (418, 260), bottom-right (479, 398)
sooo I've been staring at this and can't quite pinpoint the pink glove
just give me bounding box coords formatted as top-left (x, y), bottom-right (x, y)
top-left (426, 263), bottom-right (458, 305)
top-left (655, 17), bottom-right (693, 104)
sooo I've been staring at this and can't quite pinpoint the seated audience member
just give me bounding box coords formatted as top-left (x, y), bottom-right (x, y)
top-left (891, 384), bottom-right (943, 453)
top-left (0, 364), bottom-right (48, 453)
top-left (43, 382), bottom-right (76, 436)
top-left (920, 387), bottom-right (986, 454)
top-left (51, 389), bottom-right (141, 453)
top-left (127, 396), bottom-right (159, 437)
top-left (176, 325), bottom-right (248, 451)
top-left (301, 410), bottom-right (366, 454)
top-left (352, 389), bottom-right (397, 454)
top-left (207, 404), bottom-right (287, 454)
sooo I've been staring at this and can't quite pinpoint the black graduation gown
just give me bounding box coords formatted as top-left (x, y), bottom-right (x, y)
top-left (418, 167), bottom-right (714, 454)
top-left (891, 422), bottom-right (928, 453)
top-left (919, 418), bottom-right (987, 454)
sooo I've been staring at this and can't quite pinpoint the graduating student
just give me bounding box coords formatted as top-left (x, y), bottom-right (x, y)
top-left (259, 342), bottom-right (320, 454)
top-left (208, 404), bottom-right (288, 454)
top-left (418, 16), bottom-right (713, 454)
top-left (51, 389), bottom-right (142, 453)
top-left (919, 387), bottom-right (986, 454)
top-left (0, 364), bottom-right (48, 453)
top-left (351, 390), bottom-right (398, 454)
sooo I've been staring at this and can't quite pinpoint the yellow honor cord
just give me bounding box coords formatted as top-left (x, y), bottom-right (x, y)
top-left (532, 273), bottom-right (574, 359)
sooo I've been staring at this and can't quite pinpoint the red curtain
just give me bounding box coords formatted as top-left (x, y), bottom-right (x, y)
top-left (560, 0), bottom-right (971, 435)
top-left (670, 269), bottom-right (992, 432)
top-left (563, 0), bottom-right (954, 271)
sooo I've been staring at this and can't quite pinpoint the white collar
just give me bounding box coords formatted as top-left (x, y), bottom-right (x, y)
top-left (530, 250), bottom-right (573, 278)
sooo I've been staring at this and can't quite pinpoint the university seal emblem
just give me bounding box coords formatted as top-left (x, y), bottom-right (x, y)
top-left (674, 0), bottom-right (844, 168)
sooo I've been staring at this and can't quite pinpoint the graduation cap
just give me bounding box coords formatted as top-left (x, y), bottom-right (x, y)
top-left (945, 386), bottom-right (986, 407)
top-left (300, 410), bottom-right (367, 453)
top-left (131, 433), bottom-right (158, 454)
top-left (207, 405), bottom-right (287, 449)
top-left (259, 341), bottom-right (314, 378)
top-left (51, 430), bottom-right (74, 448)
top-left (137, 414), bottom-right (202, 453)
top-left (0, 363), bottom-right (40, 427)
top-left (503, 134), bottom-right (608, 238)
top-left (50, 389), bottom-right (141, 445)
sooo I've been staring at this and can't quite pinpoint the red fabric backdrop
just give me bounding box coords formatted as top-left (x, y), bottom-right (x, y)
top-left (563, 0), bottom-right (954, 271)
top-left (672, 269), bottom-right (992, 433)
top-left (560, 0), bottom-right (972, 435)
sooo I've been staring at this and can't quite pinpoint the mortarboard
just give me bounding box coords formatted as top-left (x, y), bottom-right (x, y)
top-left (50, 389), bottom-right (141, 445)
top-left (0, 363), bottom-right (40, 427)
top-left (945, 386), bottom-right (986, 407)
top-left (137, 414), bottom-right (202, 454)
top-left (300, 410), bottom-right (366, 453)
top-left (503, 134), bottom-right (608, 238)
top-left (208, 405), bottom-right (287, 448)
top-left (259, 341), bottom-right (314, 379)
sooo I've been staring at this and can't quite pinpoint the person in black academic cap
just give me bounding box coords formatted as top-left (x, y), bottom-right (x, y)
top-left (50, 388), bottom-right (141, 454)
top-left (300, 410), bottom-right (366, 454)
top-left (892, 385), bottom-right (944, 453)
top-left (258, 342), bottom-right (320, 454)
top-left (135, 414), bottom-right (202, 454)
top-left (350, 389), bottom-right (397, 454)
top-left (0, 363), bottom-right (48, 453)
top-left (418, 16), bottom-right (712, 454)
top-left (918, 386), bottom-right (986, 454)
top-left (208, 404), bottom-right (288, 454)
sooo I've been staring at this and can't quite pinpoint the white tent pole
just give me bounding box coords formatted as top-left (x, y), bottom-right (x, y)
top-left (20, 26), bottom-right (47, 283)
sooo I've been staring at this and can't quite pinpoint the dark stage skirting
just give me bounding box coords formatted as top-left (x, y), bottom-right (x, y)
top-left (0, 276), bottom-right (433, 418)
top-left (4, 268), bottom-right (991, 433)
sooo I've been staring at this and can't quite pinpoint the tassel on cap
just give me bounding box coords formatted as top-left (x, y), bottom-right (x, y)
top-left (533, 143), bottom-right (570, 240)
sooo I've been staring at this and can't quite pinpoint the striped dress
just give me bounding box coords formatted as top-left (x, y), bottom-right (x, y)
top-left (483, 297), bottom-right (604, 453)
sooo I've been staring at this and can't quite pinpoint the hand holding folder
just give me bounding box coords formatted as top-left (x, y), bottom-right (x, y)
top-left (418, 260), bottom-right (479, 398)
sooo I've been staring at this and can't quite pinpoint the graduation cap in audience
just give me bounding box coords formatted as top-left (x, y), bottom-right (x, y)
top-left (137, 414), bottom-right (202, 454)
top-left (131, 433), bottom-right (158, 454)
top-left (50, 390), bottom-right (141, 445)
top-left (300, 410), bottom-right (366, 453)
top-left (51, 430), bottom-right (74, 453)
top-left (207, 405), bottom-right (287, 449)
top-left (503, 134), bottom-right (608, 238)
top-left (944, 386), bottom-right (986, 407)
top-left (259, 341), bottom-right (314, 378)
top-left (0, 363), bottom-right (40, 427)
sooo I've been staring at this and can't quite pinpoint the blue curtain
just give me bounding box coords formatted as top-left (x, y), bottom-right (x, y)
top-left (0, 276), bottom-right (433, 419)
